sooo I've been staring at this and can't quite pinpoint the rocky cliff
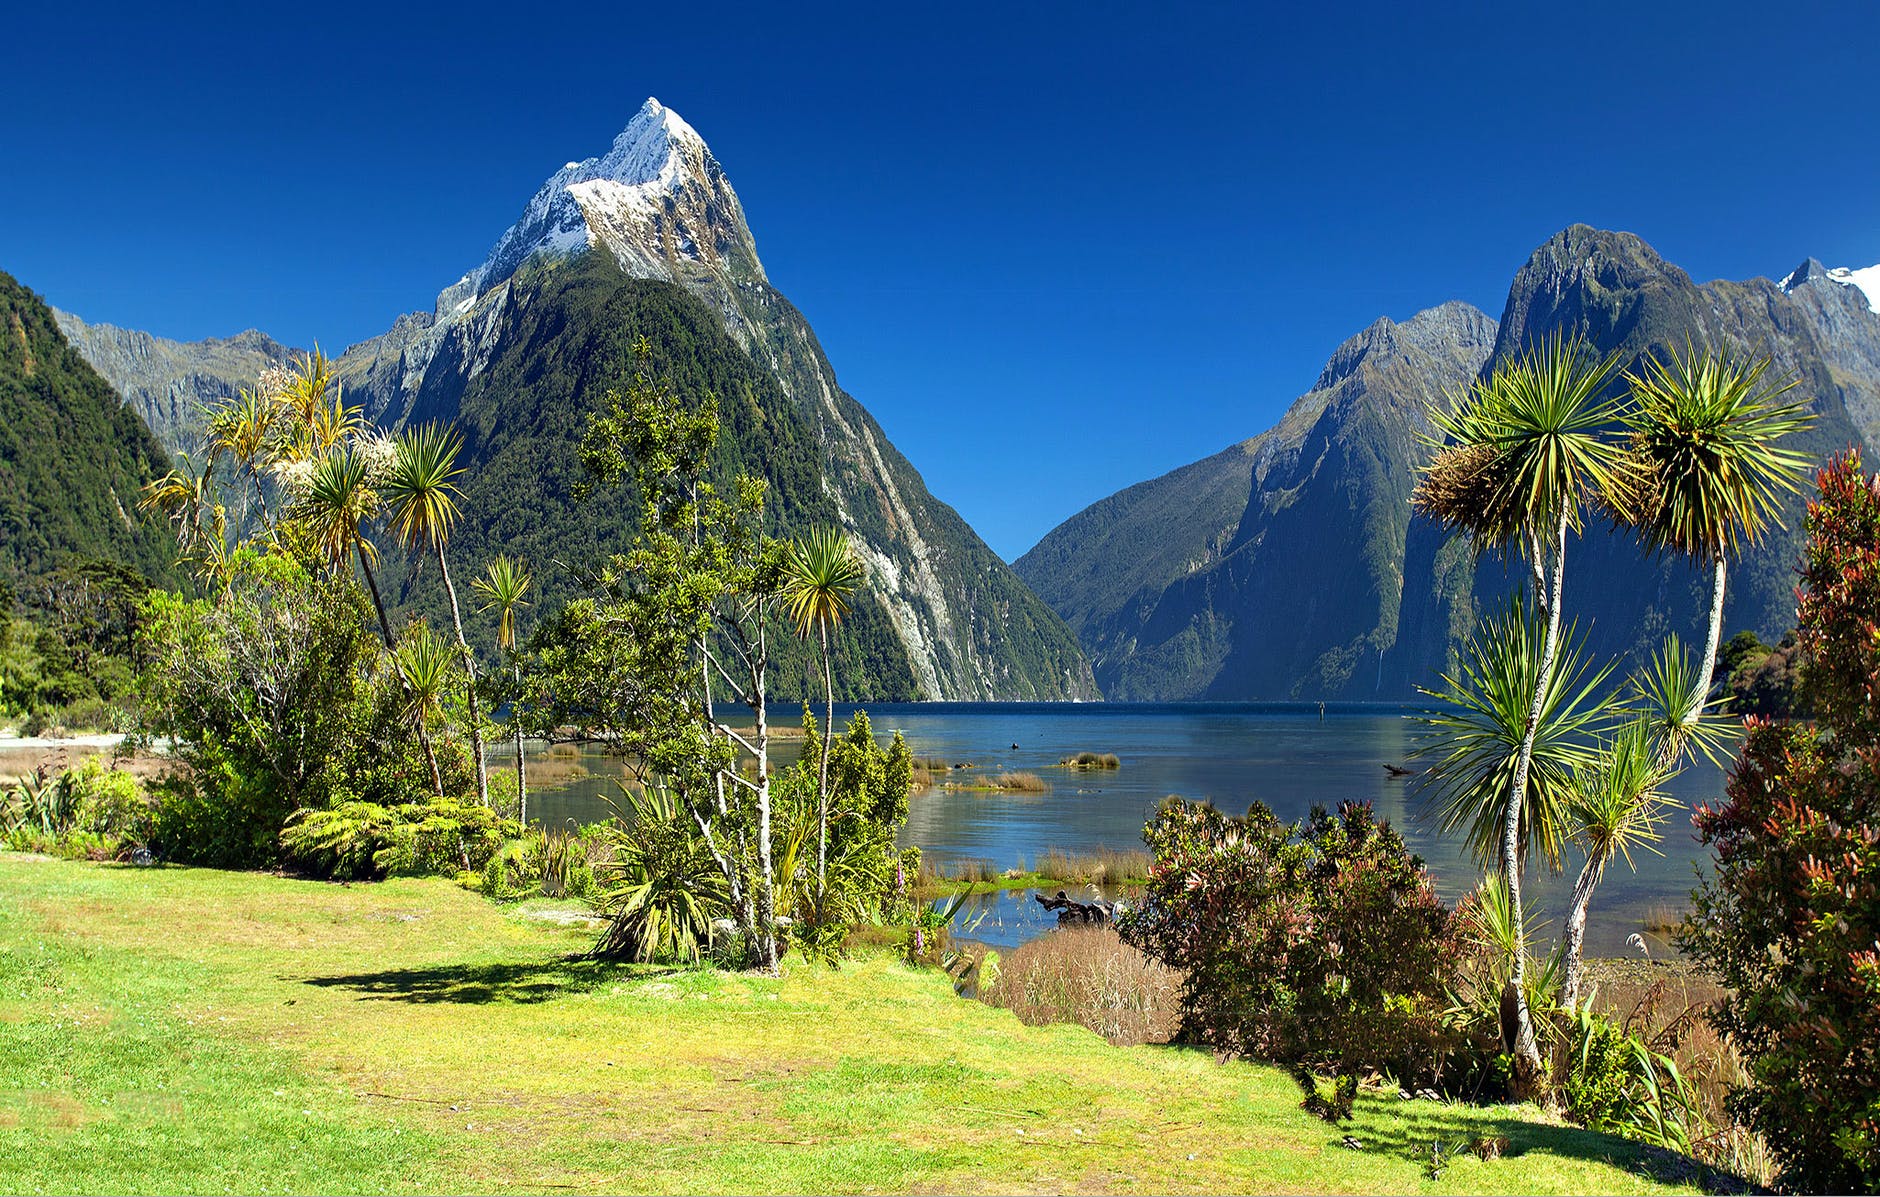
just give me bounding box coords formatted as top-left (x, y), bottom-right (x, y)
top-left (1023, 226), bottom-right (1880, 699)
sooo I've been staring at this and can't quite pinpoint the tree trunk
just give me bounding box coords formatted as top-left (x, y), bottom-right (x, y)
top-left (1697, 556), bottom-right (1729, 719)
top-left (418, 722), bottom-right (445, 799)
top-left (1502, 507), bottom-right (1568, 1094)
top-left (1559, 849), bottom-right (1608, 1011)
top-left (755, 625), bottom-right (779, 973)
top-left (514, 664), bottom-right (527, 827)
top-left (817, 619), bottom-right (832, 899)
top-left (435, 542), bottom-right (489, 807)
top-left (357, 543), bottom-right (396, 650)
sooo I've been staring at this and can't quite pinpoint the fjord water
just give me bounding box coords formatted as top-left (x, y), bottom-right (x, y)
top-left (528, 702), bottom-right (1726, 956)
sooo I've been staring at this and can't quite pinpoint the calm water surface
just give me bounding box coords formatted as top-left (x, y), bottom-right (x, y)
top-left (526, 702), bottom-right (1728, 956)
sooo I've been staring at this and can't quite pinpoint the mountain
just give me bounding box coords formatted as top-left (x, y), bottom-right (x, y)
top-left (1019, 302), bottom-right (1498, 699)
top-left (0, 272), bottom-right (175, 585)
top-left (50, 312), bottom-right (293, 453)
top-left (56, 99), bottom-right (1096, 701)
top-left (1021, 226), bottom-right (1880, 700)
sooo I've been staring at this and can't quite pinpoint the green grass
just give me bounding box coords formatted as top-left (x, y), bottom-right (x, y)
top-left (0, 854), bottom-right (1702, 1194)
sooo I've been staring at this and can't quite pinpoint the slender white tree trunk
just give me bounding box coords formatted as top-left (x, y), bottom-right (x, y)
top-left (817, 620), bottom-right (832, 898)
top-left (1697, 556), bottom-right (1729, 719)
top-left (1502, 507), bottom-right (1568, 1092)
top-left (436, 543), bottom-right (489, 807)
top-left (755, 625), bottom-right (779, 973)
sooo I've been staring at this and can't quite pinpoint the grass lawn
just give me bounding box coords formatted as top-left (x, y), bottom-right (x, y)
top-left (0, 854), bottom-right (1704, 1195)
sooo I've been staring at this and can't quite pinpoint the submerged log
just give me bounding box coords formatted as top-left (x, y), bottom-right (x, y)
top-left (1035, 890), bottom-right (1114, 926)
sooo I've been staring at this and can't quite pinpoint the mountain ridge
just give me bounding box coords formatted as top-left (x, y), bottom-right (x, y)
top-left (49, 99), bottom-right (1097, 702)
top-left (1021, 225), bottom-right (1880, 700)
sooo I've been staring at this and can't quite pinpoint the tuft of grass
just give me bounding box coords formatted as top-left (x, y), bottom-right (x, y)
top-left (0, 854), bottom-right (1706, 1195)
top-left (978, 926), bottom-right (1183, 1046)
top-left (988, 771), bottom-right (1048, 793)
top-left (939, 770), bottom-right (1049, 794)
top-left (1058, 751), bottom-right (1121, 770)
top-left (1033, 846), bottom-right (1153, 886)
top-left (916, 847), bottom-right (1155, 892)
top-left (1639, 902), bottom-right (1689, 937)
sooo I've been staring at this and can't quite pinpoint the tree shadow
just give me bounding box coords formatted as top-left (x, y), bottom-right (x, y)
top-left (1341, 1097), bottom-right (1757, 1193)
top-left (296, 956), bottom-right (688, 1004)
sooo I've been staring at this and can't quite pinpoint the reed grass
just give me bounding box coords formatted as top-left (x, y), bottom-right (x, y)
top-left (989, 771), bottom-right (1048, 792)
top-left (915, 847), bottom-right (1153, 891)
top-left (1032, 846), bottom-right (1153, 886)
top-left (977, 925), bottom-right (1183, 1046)
top-left (1058, 751), bottom-right (1121, 770)
top-left (1579, 958), bottom-right (1769, 1185)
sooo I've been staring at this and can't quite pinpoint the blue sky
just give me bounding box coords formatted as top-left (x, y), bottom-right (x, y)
top-left (5, 2), bottom-right (1877, 559)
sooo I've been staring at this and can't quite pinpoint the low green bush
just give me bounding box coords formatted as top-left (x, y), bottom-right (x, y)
top-left (280, 798), bottom-right (515, 880)
top-left (1561, 1000), bottom-right (1698, 1153)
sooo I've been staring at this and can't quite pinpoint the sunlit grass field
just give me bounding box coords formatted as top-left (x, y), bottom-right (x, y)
top-left (0, 855), bottom-right (1701, 1195)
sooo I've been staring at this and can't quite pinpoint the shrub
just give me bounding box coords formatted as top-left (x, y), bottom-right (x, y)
top-left (281, 801), bottom-right (399, 880)
top-left (279, 798), bottom-right (514, 880)
top-left (1119, 798), bottom-right (1463, 1118)
top-left (979, 925), bottom-right (1182, 1046)
top-left (592, 784), bottom-right (731, 964)
top-left (1681, 450), bottom-right (1880, 1193)
top-left (64, 758), bottom-right (150, 837)
top-left (1561, 1001), bottom-right (1699, 1153)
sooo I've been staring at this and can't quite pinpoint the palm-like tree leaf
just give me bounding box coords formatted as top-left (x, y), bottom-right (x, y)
top-left (381, 423), bottom-right (466, 553)
top-left (780, 528), bottom-right (864, 639)
top-left (1613, 344), bottom-right (1814, 563)
top-left (1416, 333), bottom-right (1628, 546)
top-left (472, 555), bottom-right (533, 650)
top-left (1413, 597), bottom-right (1613, 874)
top-left (1567, 719), bottom-right (1677, 875)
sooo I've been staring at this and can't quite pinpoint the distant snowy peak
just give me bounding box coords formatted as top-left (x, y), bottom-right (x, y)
top-left (446, 97), bottom-right (764, 316)
top-left (1781, 259), bottom-right (1880, 313)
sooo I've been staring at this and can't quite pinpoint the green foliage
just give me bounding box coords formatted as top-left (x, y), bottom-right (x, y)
top-left (139, 550), bottom-right (475, 867)
top-left (1413, 597), bottom-right (1612, 874)
top-left (1682, 451), bottom-right (1880, 1193)
top-left (1118, 798), bottom-right (1465, 1116)
top-left (280, 798), bottom-right (514, 881)
top-left (1416, 332), bottom-right (1628, 547)
top-left (1562, 1001), bottom-right (1699, 1154)
top-left (1, 759), bottom-right (148, 858)
top-left (773, 711), bottom-right (916, 949)
top-left (0, 273), bottom-right (178, 592)
top-left (1448, 875), bottom-right (1562, 1049)
top-left (592, 783), bottom-right (732, 964)
top-left (1610, 345), bottom-right (1813, 566)
top-left (0, 563), bottom-right (153, 728)
top-left (477, 827), bottom-right (597, 901)
top-left (280, 801), bottom-right (399, 879)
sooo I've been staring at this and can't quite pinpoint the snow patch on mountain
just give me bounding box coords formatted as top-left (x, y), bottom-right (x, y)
top-left (1782, 260), bottom-right (1880, 312)
top-left (449, 97), bottom-right (752, 312)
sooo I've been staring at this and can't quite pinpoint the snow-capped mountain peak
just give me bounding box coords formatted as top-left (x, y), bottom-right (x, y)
top-left (1781, 259), bottom-right (1880, 313)
top-left (447, 97), bottom-right (763, 316)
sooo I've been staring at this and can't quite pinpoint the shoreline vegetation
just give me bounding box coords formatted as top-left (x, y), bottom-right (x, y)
top-left (914, 846), bottom-right (1154, 893)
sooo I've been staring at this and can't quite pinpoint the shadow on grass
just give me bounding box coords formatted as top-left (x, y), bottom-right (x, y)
top-left (1341, 1096), bottom-right (1753, 1193)
top-left (297, 956), bottom-right (687, 1004)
